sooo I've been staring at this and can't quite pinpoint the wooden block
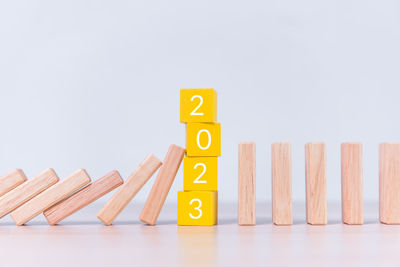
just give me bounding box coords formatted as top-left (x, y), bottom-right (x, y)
top-left (305, 142), bottom-right (327, 225)
top-left (0, 169), bottom-right (27, 197)
top-left (186, 123), bottom-right (221, 157)
top-left (341, 143), bottom-right (363, 225)
top-left (183, 157), bottom-right (218, 191)
top-left (180, 88), bottom-right (217, 123)
top-left (238, 142), bottom-right (256, 225)
top-left (379, 143), bottom-right (400, 224)
top-left (272, 142), bottom-right (292, 225)
top-left (97, 154), bottom-right (162, 225)
top-left (0, 168), bottom-right (59, 218)
top-left (11, 169), bottom-right (91, 225)
top-left (140, 144), bottom-right (185, 225)
top-left (44, 170), bottom-right (123, 225)
top-left (177, 191), bottom-right (218, 226)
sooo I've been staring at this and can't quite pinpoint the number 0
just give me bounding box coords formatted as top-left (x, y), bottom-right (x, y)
top-left (189, 198), bottom-right (203, 219)
top-left (197, 129), bottom-right (211, 150)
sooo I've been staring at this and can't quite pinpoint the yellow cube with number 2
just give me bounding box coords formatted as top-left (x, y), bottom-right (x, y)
top-left (177, 191), bottom-right (218, 226)
top-left (180, 89), bottom-right (217, 123)
top-left (186, 123), bottom-right (221, 156)
top-left (184, 157), bottom-right (218, 191)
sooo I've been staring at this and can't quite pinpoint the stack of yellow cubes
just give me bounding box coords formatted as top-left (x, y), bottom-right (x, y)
top-left (177, 89), bottom-right (220, 226)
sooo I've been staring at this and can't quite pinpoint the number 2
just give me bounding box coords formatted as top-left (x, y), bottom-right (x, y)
top-left (189, 198), bottom-right (202, 219)
top-left (193, 163), bottom-right (207, 184)
top-left (190, 95), bottom-right (204, 116)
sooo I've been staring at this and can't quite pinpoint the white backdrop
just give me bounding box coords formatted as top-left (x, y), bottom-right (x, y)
top-left (0, 0), bottom-right (399, 203)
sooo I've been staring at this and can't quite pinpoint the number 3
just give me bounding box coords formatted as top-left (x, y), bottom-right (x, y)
top-left (189, 198), bottom-right (202, 219)
top-left (190, 95), bottom-right (204, 116)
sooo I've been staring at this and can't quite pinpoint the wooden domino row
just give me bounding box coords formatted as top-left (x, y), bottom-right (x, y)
top-left (0, 146), bottom-right (184, 226)
top-left (238, 142), bottom-right (400, 225)
top-left (178, 89), bottom-right (220, 226)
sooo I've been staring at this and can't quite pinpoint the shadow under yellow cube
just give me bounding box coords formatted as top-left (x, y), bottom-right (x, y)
top-left (180, 89), bottom-right (217, 123)
top-left (184, 157), bottom-right (218, 191)
top-left (177, 191), bottom-right (218, 226)
top-left (186, 123), bottom-right (221, 156)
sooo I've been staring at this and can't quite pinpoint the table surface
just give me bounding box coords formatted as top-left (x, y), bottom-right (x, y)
top-left (0, 201), bottom-right (399, 267)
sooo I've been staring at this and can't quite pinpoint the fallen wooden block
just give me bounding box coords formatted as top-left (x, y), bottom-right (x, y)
top-left (97, 154), bottom-right (162, 225)
top-left (305, 142), bottom-right (327, 225)
top-left (379, 143), bottom-right (400, 224)
top-left (44, 170), bottom-right (123, 225)
top-left (341, 142), bottom-right (363, 225)
top-left (0, 169), bottom-right (27, 197)
top-left (140, 144), bottom-right (185, 225)
top-left (11, 169), bottom-right (91, 225)
top-left (0, 168), bottom-right (59, 218)
top-left (238, 142), bottom-right (256, 225)
top-left (272, 142), bottom-right (292, 225)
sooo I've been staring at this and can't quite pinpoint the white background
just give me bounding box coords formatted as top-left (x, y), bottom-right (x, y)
top-left (0, 0), bottom-right (399, 203)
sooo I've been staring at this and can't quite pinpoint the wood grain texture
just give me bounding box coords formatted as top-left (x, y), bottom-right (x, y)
top-left (0, 168), bottom-right (59, 218)
top-left (11, 169), bottom-right (91, 225)
top-left (0, 169), bottom-right (27, 197)
top-left (97, 154), bottom-right (162, 225)
top-left (272, 142), bottom-right (292, 225)
top-left (44, 170), bottom-right (123, 225)
top-left (305, 142), bottom-right (327, 225)
top-left (140, 144), bottom-right (185, 225)
top-left (238, 142), bottom-right (256, 225)
top-left (341, 143), bottom-right (363, 225)
top-left (379, 143), bottom-right (400, 224)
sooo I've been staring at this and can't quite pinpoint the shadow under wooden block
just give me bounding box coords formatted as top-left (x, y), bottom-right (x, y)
top-left (238, 142), bottom-right (256, 226)
top-left (341, 142), bottom-right (363, 225)
top-left (305, 142), bottom-right (327, 225)
top-left (11, 169), bottom-right (91, 226)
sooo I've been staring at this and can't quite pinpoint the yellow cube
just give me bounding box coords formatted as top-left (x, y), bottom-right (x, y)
top-left (180, 89), bottom-right (217, 123)
top-left (186, 123), bottom-right (221, 156)
top-left (177, 191), bottom-right (218, 226)
top-left (184, 157), bottom-right (218, 191)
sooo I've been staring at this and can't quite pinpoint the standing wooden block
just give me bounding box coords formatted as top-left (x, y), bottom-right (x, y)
top-left (238, 142), bottom-right (256, 225)
top-left (272, 142), bottom-right (292, 225)
top-left (140, 144), bottom-right (185, 225)
top-left (379, 143), bottom-right (400, 224)
top-left (44, 170), bottom-right (124, 225)
top-left (97, 155), bottom-right (162, 225)
top-left (0, 168), bottom-right (59, 218)
top-left (0, 169), bottom-right (27, 197)
top-left (341, 143), bottom-right (363, 225)
top-left (305, 142), bottom-right (327, 225)
top-left (11, 169), bottom-right (91, 225)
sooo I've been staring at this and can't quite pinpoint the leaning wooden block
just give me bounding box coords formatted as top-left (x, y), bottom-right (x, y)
top-left (341, 143), bottom-right (363, 225)
top-left (177, 191), bottom-right (218, 226)
top-left (140, 144), bottom-right (185, 225)
top-left (180, 88), bottom-right (217, 123)
top-left (11, 169), bottom-right (91, 225)
top-left (305, 142), bottom-right (327, 225)
top-left (0, 169), bottom-right (27, 197)
top-left (97, 155), bottom-right (162, 225)
top-left (186, 123), bottom-right (221, 157)
top-left (272, 142), bottom-right (292, 225)
top-left (0, 168), bottom-right (59, 218)
top-left (379, 143), bottom-right (400, 224)
top-left (183, 157), bottom-right (218, 191)
top-left (238, 142), bottom-right (256, 225)
top-left (44, 170), bottom-right (123, 225)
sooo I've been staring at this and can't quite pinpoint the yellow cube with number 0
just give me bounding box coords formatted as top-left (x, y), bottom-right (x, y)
top-left (186, 123), bottom-right (221, 156)
top-left (184, 157), bottom-right (218, 191)
top-left (177, 191), bottom-right (218, 226)
top-left (180, 89), bottom-right (217, 123)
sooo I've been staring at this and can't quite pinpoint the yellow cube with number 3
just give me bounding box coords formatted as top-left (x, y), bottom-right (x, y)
top-left (184, 157), bottom-right (218, 191)
top-left (180, 89), bottom-right (217, 123)
top-left (186, 123), bottom-right (221, 156)
top-left (177, 191), bottom-right (218, 226)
